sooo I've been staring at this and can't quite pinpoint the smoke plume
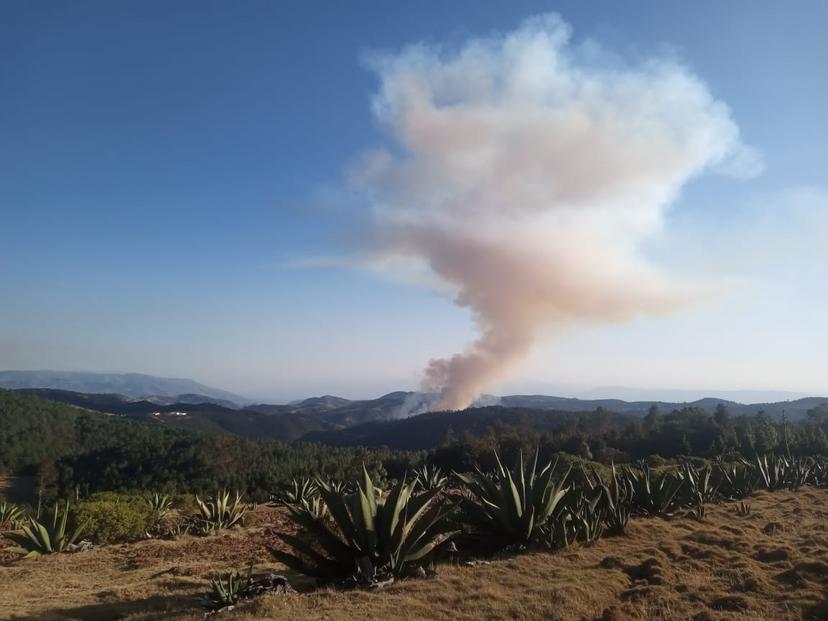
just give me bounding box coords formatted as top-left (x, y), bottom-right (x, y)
top-left (350, 15), bottom-right (759, 411)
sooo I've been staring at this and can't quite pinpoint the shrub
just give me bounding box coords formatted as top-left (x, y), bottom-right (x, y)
top-left (645, 454), bottom-right (669, 468)
top-left (72, 493), bottom-right (154, 544)
top-left (172, 494), bottom-right (199, 516)
top-left (549, 453), bottom-right (612, 481)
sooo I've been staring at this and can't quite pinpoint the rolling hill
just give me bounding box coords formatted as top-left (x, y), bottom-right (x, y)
top-left (15, 388), bottom-right (333, 443)
top-left (8, 375), bottom-right (827, 450)
top-left (0, 370), bottom-right (247, 405)
top-left (300, 405), bottom-right (583, 450)
top-left (498, 394), bottom-right (828, 420)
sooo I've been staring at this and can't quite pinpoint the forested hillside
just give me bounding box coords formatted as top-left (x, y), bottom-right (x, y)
top-left (15, 388), bottom-right (335, 442)
top-left (0, 390), bottom-right (418, 499)
top-left (4, 388), bottom-right (828, 504)
top-left (306, 402), bottom-right (828, 465)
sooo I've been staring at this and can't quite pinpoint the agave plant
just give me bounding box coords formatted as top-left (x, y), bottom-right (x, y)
top-left (195, 490), bottom-right (248, 532)
top-left (327, 479), bottom-right (354, 495)
top-left (0, 500), bottom-right (24, 530)
top-left (278, 478), bottom-right (318, 505)
top-left (164, 521), bottom-right (192, 540)
top-left (569, 488), bottom-right (606, 543)
top-left (755, 455), bottom-right (790, 491)
top-left (208, 565), bottom-right (253, 610)
top-left (686, 491), bottom-right (706, 522)
top-left (275, 478), bottom-right (326, 518)
top-left (623, 463), bottom-right (683, 516)
top-left (787, 457), bottom-right (814, 491)
top-left (413, 463), bottom-right (449, 492)
top-left (542, 512), bottom-right (576, 549)
top-left (272, 467), bottom-right (456, 583)
top-left (813, 461), bottom-right (828, 488)
top-left (144, 493), bottom-right (172, 518)
top-left (597, 464), bottom-right (633, 534)
top-left (575, 464), bottom-right (632, 536)
top-left (715, 460), bottom-right (756, 499)
top-left (676, 462), bottom-right (717, 504)
top-left (455, 451), bottom-right (570, 547)
top-left (4, 501), bottom-right (87, 558)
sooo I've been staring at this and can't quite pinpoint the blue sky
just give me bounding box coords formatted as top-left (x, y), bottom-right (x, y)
top-left (1, 1), bottom-right (826, 401)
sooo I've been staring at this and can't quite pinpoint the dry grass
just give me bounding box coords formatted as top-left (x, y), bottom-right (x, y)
top-left (1, 489), bottom-right (827, 621)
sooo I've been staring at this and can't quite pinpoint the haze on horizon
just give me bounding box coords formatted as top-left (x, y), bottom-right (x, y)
top-left (2, 1), bottom-right (827, 403)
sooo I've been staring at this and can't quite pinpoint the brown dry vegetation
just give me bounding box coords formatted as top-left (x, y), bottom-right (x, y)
top-left (1, 489), bottom-right (827, 621)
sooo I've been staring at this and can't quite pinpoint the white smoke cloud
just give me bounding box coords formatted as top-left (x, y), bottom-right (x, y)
top-left (349, 14), bottom-right (760, 411)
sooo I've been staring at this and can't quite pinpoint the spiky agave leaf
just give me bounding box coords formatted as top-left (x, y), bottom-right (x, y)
top-left (575, 488), bottom-right (606, 542)
top-left (275, 467), bottom-right (455, 582)
top-left (624, 463), bottom-right (684, 516)
top-left (812, 460), bottom-right (828, 488)
top-left (208, 565), bottom-right (253, 609)
top-left (787, 457), bottom-right (813, 491)
top-left (455, 449), bottom-right (569, 547)
top-left (715, 460), bottom-right (757, 499)
top-left (755, 455), bottom-right (790, 491)
top-left (593, 463), bottom-right (633, 535)
top-left (0, 500), bottom-right (24, 530)
top-left (276, 478), bottom-right (320, 509)
top-left (4, 500), bottom-right (86, 558)
top-left (270, 531), bottom-right (351, 580)
top-left (196, 490), bottom-right (247, 531)
top-left (673, 462), bottom-right (717, 506)
top-left (380, 481), bottom-right (458, 573)
top-left (144, 492), bottom-right (172, 517)
top-left (413, 463), bottom-right (449, 492)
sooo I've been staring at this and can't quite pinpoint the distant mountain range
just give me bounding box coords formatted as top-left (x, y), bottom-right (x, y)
top-left (251, 390), bottom-right (828, 424)
top-left (0, 370), bottom-right (248, 406)
top-left (248, 391), bottom-right (440, 426)
top-left (3, 371), bottom-right (827, 447)
top-left (497, 394), bottom-right (828, 420)
top-left (570, 386), bottom-right (812, 404)
top-left (299, 395), bottom-right (828, 451)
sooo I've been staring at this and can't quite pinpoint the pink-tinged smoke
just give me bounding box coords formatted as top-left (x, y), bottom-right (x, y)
top-left (349, 15), bottom-right (760, 411)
